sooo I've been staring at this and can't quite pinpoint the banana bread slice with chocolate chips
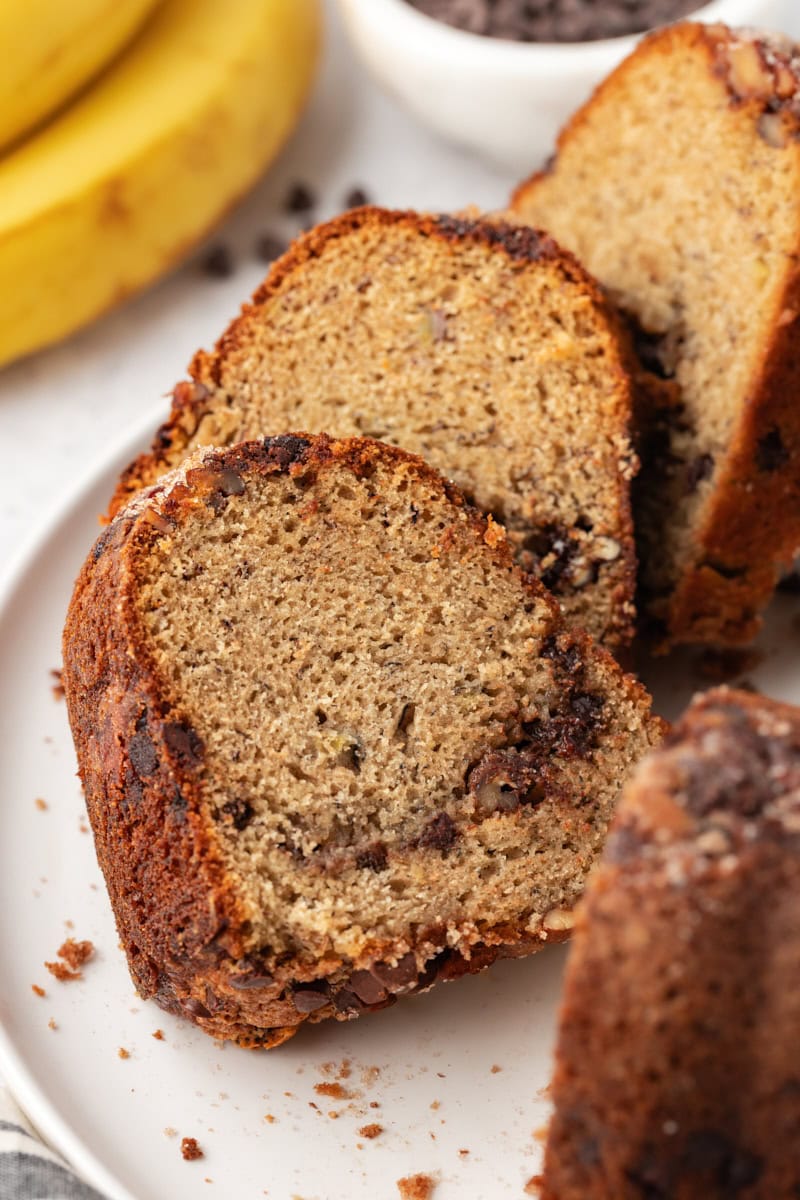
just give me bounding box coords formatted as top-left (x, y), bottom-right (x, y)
top-left (64, 434), bottom-right (662, 1048)
top-left (111, 207), bottom-right (639, 649)
top-left (513, 23), bottom-right (800, 650)
top-left (541, 687), bottom-right (800, 1198)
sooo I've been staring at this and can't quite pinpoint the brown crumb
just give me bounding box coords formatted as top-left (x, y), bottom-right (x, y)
top-left (152, 1029), bottom-right (164, 1040)
top-left (50, 669), bottom-right (65, 700)
top-left (314, 1082), bottom-right (349, 1100)
top-left (429, 1100), bottom-right (440, 1111)
top-left (369, 1101), bottom-right (380, 1109)
top-left (458, 1149), bottom-right (470, 1157)
top-left (31, 984), bottom-right (45, 998)
top-left (34, 798), bottom-right (48, 811)
top-left (358, 1123), bottom-right (383, 1139)
top-left (58, 937), bottom-right (94, 970)
top-left (695, 646), bottom-right (763, 682)
top-left (64, 919), bottom-right (74, 930)
top-left (490, 1064), bottom-right (503, 1074)
top-left (361, 1065), bottom-right (381, 1087)
top-left (328, 1110), bottom-right (340, 1120)
top-left (338, 1059), bottom-right (352, 1080)
top-left (533, 1124), bottom-right (548, 1142)
top-left (524, 1177), bottom-right (543, 1197)
top-left (181, 1137), bottom-right (204, 1161)
top-left (45, 960), bottom-right (80, 982)
top-left (118, 1047), bottom-right (130, 1060)
top-left (264, 1114), bottom-right (276, 1124)
top-left (397, 1174), bottom-right (437, 1199)
top-left (48, 1018), bottom-right (57, 1030)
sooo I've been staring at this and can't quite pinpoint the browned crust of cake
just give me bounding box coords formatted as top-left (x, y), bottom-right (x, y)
top-left (109, 206), bottom-right (639, 649)
top-left (513, 23), bottom-right (800, 650)
top-left (541, 686), bottom-right (800, 1198)
top-left (66, 434), bottom-right (661, 1048)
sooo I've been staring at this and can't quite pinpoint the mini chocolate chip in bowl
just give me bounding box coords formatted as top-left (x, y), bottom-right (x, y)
top-left (402, 0), bottom-right (704, 44)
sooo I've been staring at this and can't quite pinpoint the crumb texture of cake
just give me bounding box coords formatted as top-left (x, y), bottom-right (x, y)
top-left (513, 22), bottom-right (800, 650)
top-left (112, 207), bottom-right (639, 648)
top-left (541, 687), bottom-right (800, 1199)
top-left (63, 435), bottom-right (661, 1048)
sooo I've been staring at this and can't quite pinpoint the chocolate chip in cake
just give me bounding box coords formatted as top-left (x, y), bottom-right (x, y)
top-left (418, 812), bottom-right (458, 853)
top-left (756, 427), bottom-right (789, 472)
top-left (356, 841), bottom-right (389, 871)
top-left (221, 799), bottom-right (255, 830)
top-left (686, 453), bottom-right (714, 491)
top-left (291, 983), bottom-right (329, 1013)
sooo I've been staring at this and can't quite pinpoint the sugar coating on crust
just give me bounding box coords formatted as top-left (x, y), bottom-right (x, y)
top-left (113, 207), bottom-right (638, 648)
top-left (541, 687), bottom-right (800, 1199)
top-left (64, 435), bottom-right (662, 1045)
top-left (513, 22), bottom-right (800, 649)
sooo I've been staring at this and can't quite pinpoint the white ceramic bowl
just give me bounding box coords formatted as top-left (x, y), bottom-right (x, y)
top-left (336, 0), bottom-right (791, 173)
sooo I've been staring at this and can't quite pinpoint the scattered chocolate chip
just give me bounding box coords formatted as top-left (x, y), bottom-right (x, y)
top-left (404, 0), bottom-right (703, 42)
top-left (284, 182), bottom-right (315, 213)
top-left (686, 453), bottom-right (714, 491)
top-left (418, 812), bottom-right (458, 853)
top-left (344, 186), bottom-right (370, 209)
top-left (221, 799), bottom-right (254, 830)
top-left (201, 244), bottom-right (234, 279)
top-left (255, 232), bottom-right (287, 263)
top-left (756, 427), bottom-right (789, 472)
top-left (355, 841), bottom-right (388, 871)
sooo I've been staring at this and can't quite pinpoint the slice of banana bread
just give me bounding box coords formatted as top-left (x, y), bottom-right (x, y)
top-left (64, 434), bottom-right (662, 1048)
top-left (111, 208), bottom-right (639, 648)
top-left (541, 687), bottom-right (800, 1199)
top-left (513, 23), bottom-right (800, 650)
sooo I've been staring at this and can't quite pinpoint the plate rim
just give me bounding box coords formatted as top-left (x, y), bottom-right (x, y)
top-left (0, 400), bottom-right (170, 1200)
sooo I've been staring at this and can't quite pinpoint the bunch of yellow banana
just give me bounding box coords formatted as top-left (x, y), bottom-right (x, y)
top-left (0, 0), bottom-right (321, 368)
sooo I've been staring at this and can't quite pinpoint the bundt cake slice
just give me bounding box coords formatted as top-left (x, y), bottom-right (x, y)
top-left (63, 434), bottom-right (661, 1048)
top-left (111, 207), bottom-right (639, 649)
top-left (513, 23), bottom-right (800, 650)
top-left (541, 687), bottom-right (800, 1199)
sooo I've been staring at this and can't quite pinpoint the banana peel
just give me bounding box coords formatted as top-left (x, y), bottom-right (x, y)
top-left (0, 0), bottom-right (321, 369)
top-left (0, 0), bottom-right (163, 151)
